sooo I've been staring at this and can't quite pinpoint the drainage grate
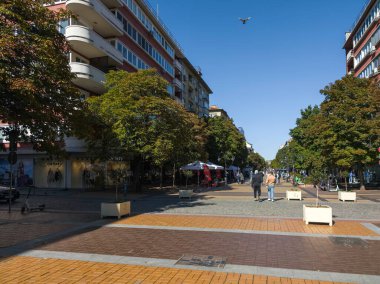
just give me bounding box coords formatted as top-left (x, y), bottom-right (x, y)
top-left (175, 254), bottom-right (227, 268)
top-left (329, 237), bottom-right (368, 248)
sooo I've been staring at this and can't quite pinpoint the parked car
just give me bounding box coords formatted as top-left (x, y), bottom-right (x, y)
top-left (0, 186), bottom-right (20, 202)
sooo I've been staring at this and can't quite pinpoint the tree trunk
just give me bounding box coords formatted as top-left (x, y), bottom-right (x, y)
top-left (131, 156), bottom-right (143, 192)
top-left (115, 184), bottom-right (118, 202)
top-left (172, 163), bottom-right (176, 188)
top-left (358, 168), bottom-right (366, 191)
top-left (160, 165), bottom-right (163, 189)
top-left (344, 176), bottom-right (348, 191)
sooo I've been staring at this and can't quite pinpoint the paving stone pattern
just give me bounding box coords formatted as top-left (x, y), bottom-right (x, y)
top-left (0, 256), bottom-right (350, 284)
top-left (38, 227), bottom-right (380, 275)
top-left (115, 214), bottom-right (379, 236)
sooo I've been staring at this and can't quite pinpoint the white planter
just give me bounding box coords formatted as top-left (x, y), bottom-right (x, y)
top-left (101, 201), bottom-right (130, 219)
top-left (179, 190), bottom-right (193, 200)
top-left (303, 204), bottom-right (333, 226)
top-left (286, 190), bottom-right (302, 200)
top-left (338, 191), bottom-right (356, 202)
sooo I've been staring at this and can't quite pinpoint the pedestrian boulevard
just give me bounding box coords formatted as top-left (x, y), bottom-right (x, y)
top-left (0, 183), bottom-right (379, 283)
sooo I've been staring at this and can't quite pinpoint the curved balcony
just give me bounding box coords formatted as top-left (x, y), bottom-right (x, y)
top-left (70, 62), bottom-right (106, 94)
top-left (66, 0), bottom-right (123, 37)
top-left (100, 0), bottom-right (122, 8)
top-left (66, 25), bottom-right (122, 66)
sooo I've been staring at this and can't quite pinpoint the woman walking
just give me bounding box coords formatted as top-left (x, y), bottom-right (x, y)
top-left (266, 171), bottom-right (276, 202)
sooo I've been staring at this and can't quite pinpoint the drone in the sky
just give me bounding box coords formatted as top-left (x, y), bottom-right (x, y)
top-left (239, 17), bottom-right (252, 24)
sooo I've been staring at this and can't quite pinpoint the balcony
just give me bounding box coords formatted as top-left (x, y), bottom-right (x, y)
top-left (66, 25), bottom-right (123, 66)
top-left (174, 59), bottom-right (183, 71)
top-left (70, 62), bottom-right (106, 94)
top-left (346, 50), bottom-right (353, 62)
top-left (66, 0), bottom-right (123, 37)
top-left (100, 0), bottom-right (122, 8)
top-left (173, 77), bottom-right (184, 90)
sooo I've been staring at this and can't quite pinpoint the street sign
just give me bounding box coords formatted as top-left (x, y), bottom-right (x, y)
top-left (7, 151), bottom-right (17, 165)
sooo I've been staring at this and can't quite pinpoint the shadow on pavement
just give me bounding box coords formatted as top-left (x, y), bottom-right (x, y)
top-left (0, 185), bottom-right (217, 259)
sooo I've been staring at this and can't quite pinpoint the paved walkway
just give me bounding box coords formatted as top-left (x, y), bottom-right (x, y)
top-left (0, 182), bottom-right (379, 283)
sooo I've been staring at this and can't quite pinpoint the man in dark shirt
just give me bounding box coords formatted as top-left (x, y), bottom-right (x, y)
top-left (251, 170), bottom-right (263, 201)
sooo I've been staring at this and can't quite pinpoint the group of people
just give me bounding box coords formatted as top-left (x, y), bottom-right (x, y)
top-left (250, 170), bottom-right (276, 202)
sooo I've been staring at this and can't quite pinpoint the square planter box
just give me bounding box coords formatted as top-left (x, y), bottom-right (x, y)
top-left (286, 190), bottom-right (302, 200)
top-left (101, 201), bottom-right (131, 219)
top-left (303, 204), bottom-right (333, 226)
top-left (338, 191), bottom-right (356, 202)
top-left (179, 190), bottom-right (193, 200)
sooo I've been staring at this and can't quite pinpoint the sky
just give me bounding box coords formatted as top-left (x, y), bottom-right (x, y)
top-left (150, 0), bottom-right (368, 160)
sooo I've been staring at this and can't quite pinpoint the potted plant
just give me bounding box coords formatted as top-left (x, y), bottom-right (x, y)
top-left (101, 167), bottom-right (131, 219)
top-left (286, 187), bottom-right (302, 200)
top-left (287, 174), bottom-right (302, 200)
top-left (303, 167), bottom-right (333, 226)
top-left (179, 170), bottom-right (194, 200)
top-left (337, 170), bottom-right (356, 202)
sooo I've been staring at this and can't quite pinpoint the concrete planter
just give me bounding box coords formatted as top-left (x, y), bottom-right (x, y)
top-left (286, 190), bottom-right (302, 200)
top-left (179, 190), bottom-right (193, 200)
top-left (101, 201), bottom-right (130, 219)
top-left (303, 204), bottom-right (332, 226)
top-left (338, 191), bottom-right (356, 202)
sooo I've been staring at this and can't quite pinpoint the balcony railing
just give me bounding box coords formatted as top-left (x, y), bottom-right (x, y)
top-left (66, 0), bottom-right (123, 37)
top-left (139, 0), bottom-right (183, 52)
top-left (100, 0), bottom-right (123, 8)
top-left (173, 77), bottom-right (184, 90)
top-left (65, 25), bottom-right (123, 65)
top-left (70, 62), bottom-right (106, 94)
top-left (346, 50), bottom-right (354, 62)
top-left (174, 59), bottom-right (183, 71)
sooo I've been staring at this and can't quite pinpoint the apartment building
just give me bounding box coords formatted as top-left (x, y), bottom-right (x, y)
top-left (208, 105), bottom-right (230, 119)
top-left (52, 0), bottom-right (211, 114)
top-left (0, 0), bottom-right (212, 189)
top-left (344, 0), bottom-right (380, 79)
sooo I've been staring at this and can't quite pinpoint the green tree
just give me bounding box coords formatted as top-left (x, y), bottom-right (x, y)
top-left (0, 0), bottom-right (82, 153)
top-left (318, 76), bottom-right (380, 189)
top-left (86, 69), bottom-right (206, 190)
top-left (206, 116), bottom-right (248, 168)
top-left (247, 151), bottom-right (266, 171)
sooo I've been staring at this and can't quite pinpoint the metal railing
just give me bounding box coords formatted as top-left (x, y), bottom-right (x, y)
top-left (348, 0), bottom-right (373, 32)
top-left (139, 0), bottom-right (183, 52)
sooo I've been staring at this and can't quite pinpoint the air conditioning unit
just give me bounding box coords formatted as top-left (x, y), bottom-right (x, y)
top-left (370, 46), bottom-right (376, 54)
top-left (374, 67), bottom-right (378, 74)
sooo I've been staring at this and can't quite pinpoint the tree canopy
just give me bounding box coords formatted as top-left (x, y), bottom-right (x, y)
top-left (0, 0), bottom-right (83, 153)
top-left (86, 69), bottom-right (206, 170)
top-left (206, 116), bottom-right (248, 168)
top-left (273, 75), bottom-right (380, 187)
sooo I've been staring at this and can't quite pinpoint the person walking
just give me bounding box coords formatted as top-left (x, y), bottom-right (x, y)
top-left (251, 170), bottom-right (263, 201)
top-left (266, 171), bottom-right (276, 202)
top-left (239, 172), bottom-right (244, 184)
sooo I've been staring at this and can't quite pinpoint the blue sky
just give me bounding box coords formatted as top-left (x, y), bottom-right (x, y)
top-left (151, 0), bottom-right (367, 160)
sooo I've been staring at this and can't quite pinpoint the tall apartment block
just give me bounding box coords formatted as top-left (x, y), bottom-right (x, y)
top-left (51, 0), bottom-right (212, 116)
top-left (0, 0), bottom-right (212, 190)
top-left (344, 0), bottom-right (380, 78)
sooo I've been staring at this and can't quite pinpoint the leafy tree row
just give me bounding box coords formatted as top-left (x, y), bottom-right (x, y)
top-left (1, 1), bottom-right (256, 190)
top-left (272, 76), bottom-right (380, 189)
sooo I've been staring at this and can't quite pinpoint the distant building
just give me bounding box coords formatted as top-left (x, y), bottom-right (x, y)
top-left (208, 105), bottom-right (229, 118)
top-left (344, 0), bottom-right (380, 78)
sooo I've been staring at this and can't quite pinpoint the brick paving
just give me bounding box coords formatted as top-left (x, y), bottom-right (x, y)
top-left (0, 211), bottom-right (99, 248)
top-left (115, 214), bottom-right (379, 236)
top-left (0, 183), bottom-right (378, 283)
top-left (0, 256), bottom-right (351, 284)
top-left (37, 226), bottom-right (380, 275)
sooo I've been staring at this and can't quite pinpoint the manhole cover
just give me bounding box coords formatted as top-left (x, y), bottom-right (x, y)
top-left (175, 254), bottom-right (227, 268)
top-left (329, 237), bottom-right (368, 248)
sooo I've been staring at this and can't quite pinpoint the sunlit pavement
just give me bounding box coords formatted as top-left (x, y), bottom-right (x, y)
top-left (0, 183), bottom-right (379, 283)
